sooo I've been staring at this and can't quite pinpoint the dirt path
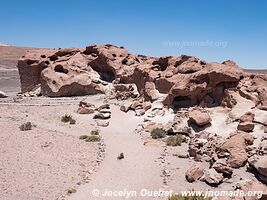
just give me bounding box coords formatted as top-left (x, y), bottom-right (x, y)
top-left (67, 104), bottom-right (166, 200)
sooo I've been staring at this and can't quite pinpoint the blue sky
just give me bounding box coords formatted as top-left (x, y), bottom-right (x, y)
top-left (0, 0), bottom-right (267, 69)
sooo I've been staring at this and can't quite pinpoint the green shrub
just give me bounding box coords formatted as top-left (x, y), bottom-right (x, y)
top-left (79, 135), bottom-right (89, 140)
top-left (151, 128), bottom-right (166, 139)
top-left (169, 194), bottom-right (211, 200)
top-left (19, 122), bottom-right (34, 131)
top-left (61, 114), bottom-right (75, 124)
top-left (67, 188), bottom-right (76, 194)
top-left (166, 135), bottom-right (186, 146)
top-left (85, 135), bottom-right (100, 142)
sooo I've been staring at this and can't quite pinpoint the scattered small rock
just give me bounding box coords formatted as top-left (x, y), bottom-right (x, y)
top-left (202, 168), bottom-right (224, 186)
top-left (0, 90), bottom-right (8, 98)
top-left (212, 158), bottom-right (233, 177)
top-left (96, 120), bottom-right (109, 127)
top-left (93, 112), bottom-right (111, 120)
top-left (117, 153), bottom-right (124, 160)
top-left (120, 102), bottom-right (132, 113)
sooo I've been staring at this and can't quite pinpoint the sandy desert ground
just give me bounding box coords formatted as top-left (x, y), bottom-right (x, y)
top-left (0, 46), bottom-right (267, 200)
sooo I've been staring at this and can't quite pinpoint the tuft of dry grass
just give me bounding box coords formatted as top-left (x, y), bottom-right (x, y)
top-left (151, 128), bottom-right (166, 139)
top-left (168, 194), bottom-right (211, 200)
top-left (19, 122), bottom-right (34, 131)
top-left (79, 135), bottom-right (100, 142)
top-left (67, 188), bottom-right (76, 194)
top-left (166, 135), bottom-right (186, 146)
top-left (61, 114), bottom-right (76, 124)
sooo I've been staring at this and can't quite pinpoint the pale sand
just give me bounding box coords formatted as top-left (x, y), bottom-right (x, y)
top-left (0, 74), bottom-right (266, 200)
top-left (0, 96), bottom-right (104, 200)
top-left (67, 102), bottom-right (164, 200)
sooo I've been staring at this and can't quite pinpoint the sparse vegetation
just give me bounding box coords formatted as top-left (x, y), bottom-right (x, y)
top-left (67, 188), bottom-right (76, 194)
top-left (69, 118), bottom-right (76, 124)
top-left (19, 122), bottom-right (34, 131)
top-left (80, 129), bottom-right (101, 142)
top-left (85, 135), bottom-right (100, 142)
top-left (166, 135), bottom-right (186, 146)
top-left (79, 135), bottom-right (89, 140)
top-left (117, 153), bottom-right (124, 160)
top-left (168, 194), bottom-right (211, 200)
top-left (79, 135), bottom-right (100, 142)
top-left (91, 129), bottom-right (100, 135)
top-left (151, 128), bottom-right (166, 139)
top-left (61, 114), bottom-right (76, 124)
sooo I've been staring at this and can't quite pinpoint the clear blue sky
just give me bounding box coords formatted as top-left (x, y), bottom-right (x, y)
top-left (0, 0), bottom-right (267, 69)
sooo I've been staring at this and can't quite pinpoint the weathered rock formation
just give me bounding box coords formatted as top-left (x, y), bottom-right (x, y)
top-left (17, 44), bottom-right (267, 109)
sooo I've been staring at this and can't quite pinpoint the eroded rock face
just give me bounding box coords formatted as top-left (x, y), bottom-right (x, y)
top-left (221, 90), bottom-right (237, 108)
top-left (17, 44), bottom-right (267, 109)
top-left (17, 49), bottom-right (57, 93)
top-left (238, 74), bottom-right (267, 111)
top-left (41, 50), bottom-right (107, 97)
top-left (163, 62), bottom-right (244, 107)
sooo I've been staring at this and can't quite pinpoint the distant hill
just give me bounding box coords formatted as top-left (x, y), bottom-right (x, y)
top-left (0, 46), bottom-right (35, 69)
top-left (244, 69), bottom-right (267, 74)
top-left (0, 45), bottom-right (266, 74)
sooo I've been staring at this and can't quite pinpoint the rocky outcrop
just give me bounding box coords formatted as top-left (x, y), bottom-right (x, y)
top-left (17, 49), bottom-right (57, 93)
top-left (17, 44), bottom-right (267, 110)
top-left (163, 62), bottom-right (244, 107)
